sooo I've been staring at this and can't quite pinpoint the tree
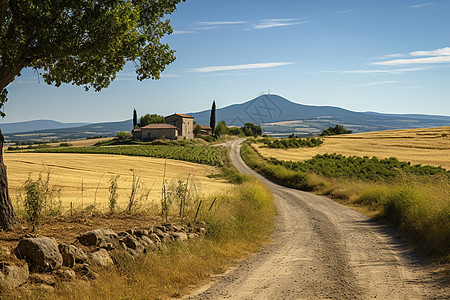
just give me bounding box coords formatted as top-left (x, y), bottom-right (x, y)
top-left (139, 114), bottom-right (165, 127)
top-left (319, 125), bottom-right (353, 136)
top-left (193, 124), bottom-right (202, 137)
top-left (0, 0), bottom-right (184, 230)
top-left (241, 123), bottom-right (262, 136)
top-left (210, 100), bottom-right (216, 133)
top-left (214, 120), bottom-right (229, 136)
top-left (133, 109), bottom-right (138, 128)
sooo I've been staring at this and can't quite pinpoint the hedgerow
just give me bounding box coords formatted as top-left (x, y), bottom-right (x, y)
top-left (269, 153), bottom-right (449, 181)
top-left (256, 136), bottom-right (323, 149)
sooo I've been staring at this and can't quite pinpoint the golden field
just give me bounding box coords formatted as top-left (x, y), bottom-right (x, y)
top-left (4, 152), bottom-right (232, 211)
top-left (255, 127), bottom-right (450, 170)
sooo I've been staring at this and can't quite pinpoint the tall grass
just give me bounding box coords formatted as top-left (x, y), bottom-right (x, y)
top-left (241, 143), bottom-right (450, 259)
top-left (21, 177), bottom-right (275, 299)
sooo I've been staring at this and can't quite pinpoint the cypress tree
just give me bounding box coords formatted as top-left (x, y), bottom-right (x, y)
top-left (210, 100), bottom-right (216, 133)
top-left (133, 108), bottom-right (138, 128)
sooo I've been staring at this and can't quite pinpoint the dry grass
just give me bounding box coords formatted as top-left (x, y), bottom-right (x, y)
top-left (4, 153), bottom-right (231, 212)
top-left (256, 127), bottom-right (450, 169)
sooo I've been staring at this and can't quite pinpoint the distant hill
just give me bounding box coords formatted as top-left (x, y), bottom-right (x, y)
top-left (4, 94), bottom-right (449, 142)
top-left (0, 120), bottom-right (90, 134)
top-left (190, 94), bottom-right (450, 136)
top-left (4, 120), bottom-right (132, 144)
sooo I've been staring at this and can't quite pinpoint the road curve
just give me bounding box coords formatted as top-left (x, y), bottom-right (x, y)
top-left (188, 139), bottom-right (447, 299)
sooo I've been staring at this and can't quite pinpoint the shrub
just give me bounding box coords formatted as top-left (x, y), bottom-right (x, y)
top-left (108, 175), bottom-right (119, 214)
top-left (21, 172), bottom-right (61, 231)
top-left (116, 131), bottom-right (132, 140)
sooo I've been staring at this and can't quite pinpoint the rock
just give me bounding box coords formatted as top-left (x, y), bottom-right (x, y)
top-left (199, 227), bottom-right (206, 234)
top-left (58, 243), bottom-right (75, 268)
top-left (58, 243), bottom-right (87, 265)
top-left (120, 235), bottom-right (144, 256)
top-left (162, 223), bottom-right (173, 231)
top-left (187, 233), bottom-right (199, 239)
top-left (155, 226), bottom-right (166, 233)
top-left (172, 225), bottom-right (182, 232)
top-left (77, 228), bottom-right (119, 249)
top-left (0, 262), bottom-right (29, 288)
top-left (87, 249), bottom-right (113, 267)
top-left (171, 232), bottom-right (188, 241)
top-left (134, 229), bottom-right (149, 237)
top-left (74, 264), bottom-right (98, 280)
top-left (140, 236), bottom-right (154, 248)
top-left (55, 268), bottom-right (76, 281)
top-left (29, 273), bottom-right (56, 286)
top-left (148, 233), bottom-right (161, 243)
top-left (15, 237), bottom-right (63, 273)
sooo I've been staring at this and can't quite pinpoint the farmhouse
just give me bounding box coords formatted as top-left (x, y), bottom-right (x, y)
top-left (132, 113), bottom-right (194, 141)
top-left (198, 125), bottom-right (213, 136)
top-left (165, 114), bottom-right (194, 139)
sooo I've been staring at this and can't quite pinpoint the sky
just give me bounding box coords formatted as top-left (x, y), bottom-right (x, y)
top-left (3, 0), bottom-right (450, 123)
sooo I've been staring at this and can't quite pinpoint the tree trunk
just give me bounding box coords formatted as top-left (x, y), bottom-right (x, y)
top-left (0, 130), bottom-right (21, 230)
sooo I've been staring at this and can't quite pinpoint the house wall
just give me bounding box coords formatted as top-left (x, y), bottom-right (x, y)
top-left (165, 115), bottom-right (194, 139)
top-left (132, 129), bottom-right (142, 140)
top-left (141, 128), bottom-right (177, 140)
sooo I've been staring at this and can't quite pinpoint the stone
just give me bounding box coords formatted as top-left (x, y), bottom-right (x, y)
top-left (171, 232), bottom-right (188, 241)
top-left (87, 249), bottom-right (113, 267)
top-left (77, 228), bottom-right (119, 249)
top-left (74, 264), bottom-right (98, 280)
top-left (148, 233), bottom-right (161, 243)
top-left (187, 233), bottom-right (199, 239)
top-left (0, 262), bottom-right (29, 288)
top-left (29, 273), bottom-right (56, 286)
top-left (140, 236), bottom-right (154, 248)
top-left (15, 237), bottom-right (62, 273)
top-left (58, 243), bottom-right (75, 268)
top-left (59, 243), bottom-right (88, 265)
top-left (55, 268), bottom-right (76, 281)
top-left (120, 235), bottom-right (144, 256)
top-left (134, 229), bottom-right (149, 237)
top-left (155, 226), bottom-right (166, 233)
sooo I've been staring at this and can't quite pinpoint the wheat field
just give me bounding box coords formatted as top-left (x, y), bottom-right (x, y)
top-left (4, 153), bottom-right (232, 212)
top-left (256, 127), bottom-right (450, 170)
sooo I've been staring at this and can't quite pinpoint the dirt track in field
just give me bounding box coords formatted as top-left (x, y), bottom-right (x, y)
top-left (188, 139), bottom-right (448, 299)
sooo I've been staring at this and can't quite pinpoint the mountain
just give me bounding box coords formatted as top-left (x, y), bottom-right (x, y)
top-left (0, 120), bottom-right (90, 134)
top-left (190, 94), bottom-right (450, 136)
top-left (4, 120), bottom-right (132, 143)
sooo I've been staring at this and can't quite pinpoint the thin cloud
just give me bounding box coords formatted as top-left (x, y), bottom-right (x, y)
top-left (188, 62), bottom-right (295, 73)
top-left (341, 81), bottom-right (397, 88)
top-left (334, 10), bottom-right (353, 14)
top-left (197, 21), bottom-right (247, 25)
top-left (411, 47), bottom-right (450, 56)
top-left (373, 47), bottom-right (450, 65)
top-left (172, 30), bottom-right (196, 35)
top-left (252, 18), bottom-right (307, 30)
top-left (342, 67), bottom-right (427, 74)
top-left (373, 56), bottom-right (450, 66)
top-left (410, 3), bottom-right (437, 8)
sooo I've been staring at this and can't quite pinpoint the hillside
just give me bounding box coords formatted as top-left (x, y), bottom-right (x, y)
top-left (190, 94), bottom-right (450, 136)
top-left (0, 119), bottom-right (90, 134)
top-left (4, 119), bottom-right (132, 143)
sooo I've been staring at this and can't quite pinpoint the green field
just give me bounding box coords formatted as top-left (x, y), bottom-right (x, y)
top-left (31, 145), bottom-right (225, 166)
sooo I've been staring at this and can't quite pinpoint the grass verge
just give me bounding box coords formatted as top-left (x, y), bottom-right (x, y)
top-left (241, 142), bottom-right (449, 260)
top-left (5, 176), bottom-right (275, 299)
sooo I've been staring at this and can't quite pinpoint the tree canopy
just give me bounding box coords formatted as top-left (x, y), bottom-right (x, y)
top-left (139, 113), bottom-right (165, 126)
top-left (0, 0), bottom-right (185, 116)
top-left (320, 125), bottom-right (353, 136)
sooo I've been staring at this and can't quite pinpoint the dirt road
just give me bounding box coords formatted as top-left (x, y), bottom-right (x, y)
top-left (188, 139), bottom-right (448, 299)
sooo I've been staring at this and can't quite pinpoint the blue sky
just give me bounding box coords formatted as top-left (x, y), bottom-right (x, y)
top-left (4, 0), bottom-right (450, 123)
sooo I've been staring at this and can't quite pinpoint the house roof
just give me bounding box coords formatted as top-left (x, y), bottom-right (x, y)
top-left (166, 113), bottom-right (194, 119)
top-left (140, 123), bottom-right (178, 130)
top-left (200, 125), bottom-right (212, 130)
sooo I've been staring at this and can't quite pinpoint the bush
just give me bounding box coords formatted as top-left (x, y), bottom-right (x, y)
top-left (320, 124), bottom-right (352, 136)
top-left (116, 131), bottom-right (132, 140)
top-left (21, 172), bottom-right (61, 231)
